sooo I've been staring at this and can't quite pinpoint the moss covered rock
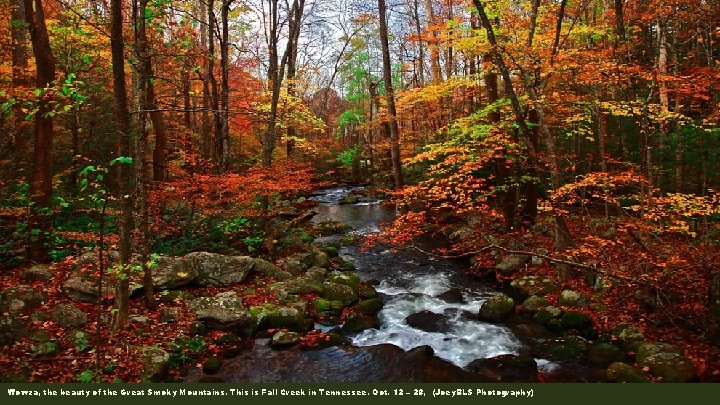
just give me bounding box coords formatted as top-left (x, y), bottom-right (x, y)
top-left (535, 336), bottom-right (589, 361)
top-left (509, 276), bottom-right (558, 300)
top-left (352, 299), bottom-right (384, 316)
top-left (558, 290), bottom-right (588, 308)
top-left (606, 362), bottom-right (648, 383)
top-left (270, 331), bottom-right (301, 347)
top-left (588, 343), bottom-right (626, 366)
top-left (321, 282), bottom-right (358, 306)
top-left (478, 294), bottom-right (515, 322)
top-left (326, 271), bottom-right (361, 291)
top-left (521, 295), bottom-right (548, 313)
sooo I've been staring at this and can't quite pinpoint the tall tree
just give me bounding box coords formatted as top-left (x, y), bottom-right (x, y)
top-left (11, 0), bottom-right (31, 175)
top-left (110, 0), bottom-right (134, 329)
top-left (23, 0), bottom-right (56, 263)
top-left (378, 0), bottom-right (404, 188)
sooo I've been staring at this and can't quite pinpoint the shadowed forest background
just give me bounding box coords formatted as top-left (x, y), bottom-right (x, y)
top-left (1, 0), bottom-right (720, 383)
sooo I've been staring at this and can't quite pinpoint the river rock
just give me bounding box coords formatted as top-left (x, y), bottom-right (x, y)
top-left (321, 282), bottom-right (358, 306)
top-left (270, 331), bottom-right (301, 347)
top-left (188, 292), bottom-right (255, 334)
top-left (22, 264), bottom-right (54, 282)
top-left (51, 303), bottom-right (88, 328)
top-left (255, 305), bottom-right (311, 332)
top-left (533, 306), bottom-right (562, 323)
top-left (269, 278), bottom-right (324, 301)
top-left (406, 311), bottom-right (449, 333)
top-left (437, 288), bottom-right (465, 304)
top-left (606, 362), bottom-right (648, 383)
top-left (138, 345), bottom-right (170, 381)
top-left (496, 254), bottom-right (531, 276)
top-left (352, 299), bottom-right (384, 316)
top-left (558, 290), bottom-right (588, 307)
top-left (187, 252), bottom-right (254, 286)
top-left (509, 276), bottom-right (558, 300)
top-left (341, 314), bottom-right (379, 334)
top-left (326, 271), bottom-right (361, 291)
top-left (466, 354), bottom-right (539, 382)
top-left (478, 294), bottom-right (515, 322)
top-left (0, 285), bottom-right (44, 314)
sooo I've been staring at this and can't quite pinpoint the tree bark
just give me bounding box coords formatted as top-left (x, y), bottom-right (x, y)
top-left (23, 0), bottom-right (56, 264)
top-left (423, 0), bottom-right (441, 84)
top-left (378, 0), bottom-right (403, 188)
top-left (12, 0), bottom-right (31, 176)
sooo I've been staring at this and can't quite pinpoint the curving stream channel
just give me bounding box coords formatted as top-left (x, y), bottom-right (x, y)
top-left (185, 187), bottom-right (600, 382)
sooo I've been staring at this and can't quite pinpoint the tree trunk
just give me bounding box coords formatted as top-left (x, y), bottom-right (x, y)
top-left (199, 1), bottom-right (211, 159)
top-left (110, 0), bottom-right (134, 329)
top-left (12, 0), bottom-right (31, 176)
top-left (217, 0), bottom-right (233, 172)
top-left (207, 0), bottom-right (221, 166)
top-left (24, 0), bottom-right (55, 264)
top-left (423, 0), bottom-right (441, 84)
top-left (378, 0), bottom-right (404, 189)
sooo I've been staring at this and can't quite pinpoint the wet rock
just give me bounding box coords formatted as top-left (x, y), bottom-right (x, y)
top-left (478, 294), bottom-right (515, 322)
top-left (341, 314), bottom-right (379, 334)
top-left (405, 311), bottom-right (449, 333)
top-left (202, 356), bottom-right (224, 374)
top-left (466, 354), bottom-right (539, 382)
top-left (606, 362), bottom-right (648, 383)
top-left (22, 265), bottom-right (54, 282)
top-left (352, 299), bottom-right (384, 316)
top-left (51, 303), bottom-right (88, 328)
top-left (520, 295), bottom-right (548, 314)
top-left (0, 315), bottom-right (27, 346)
top-left (326, 271), bottom-right (361, 291)
top-left (160, 307), bottom-right (181, 323)
top-left (138, 345), bottom-right (170, 381)
top-left (301, 332), bottom-right (349, 350)
top-left (340, 195), bottom-right (359, 204)
top-left (0, 285), bottom-right (44, 314)
top-left (437, 288), bottom-right (465, 304)
top-left (253, 259), bottom-right (293, 281)
top-left (269, 278), bottom-right (324, 301)
top-left (358, 283), bottom-right (378, 299)
top-left (559, 290), bottom-right (588, 308)
top-left (270, 331), bottom-right (301, 347)
top-left (188, 252), bottom-right (255, 287)
top-left (588, 343), bottom-right (626, 366)
top-left (321, 282), bottom-right (358, 306)
top-left (152, 255), bottom-right (198, 290)
top-left (509, 276), bottom-right (558, 300)
top-left (496, 254), bottom-right (531, 276)
top-left (188, 292), bottom-right (255, 335)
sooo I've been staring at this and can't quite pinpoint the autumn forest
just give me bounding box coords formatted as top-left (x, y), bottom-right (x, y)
top-left (1, 0), bottom-right (719, 383)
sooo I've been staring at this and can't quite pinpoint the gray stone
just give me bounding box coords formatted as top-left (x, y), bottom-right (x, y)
top-left (188, 252), bottom-right (255, 287)
top-left (152, 256), bottom-right (198, 290)
top-left (51, 303), bottom-right (88, 328)
top-left (521, 295), bottom-right (548, 313)
top-left (270, 331), bottom-right (301, 347)
top-left (641, 352), bottom-right (696, 382)
top-left (326, 271), bottom-right (360, 291)
top-left (559, 290), bottom-right (588, 307)
top-left (509, 276), bottom-right (558, 300)
top-left (533, 306), bottom-right (562, 323)
top-left (304, 266), bottom-right (327, 282)
top-left (253, 259), bottom-right (293, 281)
top-left (22, 265), bottom-right (54, 282)
top-left (0, 285), bottom-right (44, 314)
top-left (636, 342), bottom-right (681, 366)
top-left (188, 292), bottom-right (255, 334)
top-left (301, 250), bottom-right (330, 269)
top-left (138, 345), bottom-right (170, 381)
top-left (405, 311), bottom-right (449, 333)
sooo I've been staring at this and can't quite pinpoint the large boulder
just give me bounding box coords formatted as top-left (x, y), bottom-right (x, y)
top-left (304, 266), bottom-right (327, 283)
top-left (326, 271), bottom-right (361, 291)
top-left (509, 276), bottom-right (558, 300)
top-left (51, 304), bottom-right (88, 328)
top-left (269, 278), bottom-right (325, 301)
top-left (253, 305), bottom-right (311, 332)
top-left (405, 311), bottom-right (449, 333)
top-left (496, 254), bottom-right (531, 276)
top-left (520, 295), bottom-right (548, 314)
top-left (188, 252), bottom-right (254, 286)
top-left (321, 282), bottom-right (358, 306)
top-left (22, 265), bottom-right (54, 282)
top-left (63, 269), bottom-right (140, 302)
top-left (152, 256), bottom-right (198, 290)
top-left (341, 314), bottom-right (379, 334)
top-left (466, 354), bottom-right (538, 382)
top-left (437, 288), bottom-right (465, 304)
top-left (0, 285), bottom-right (44, 314)
top-left (478, 294), bottom-right (515, 322)
top-left (188, 292), bottom-right (255, 335)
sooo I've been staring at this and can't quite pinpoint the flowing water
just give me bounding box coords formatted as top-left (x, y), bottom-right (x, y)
top-left (185, 187), bottom-right (600, 382)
